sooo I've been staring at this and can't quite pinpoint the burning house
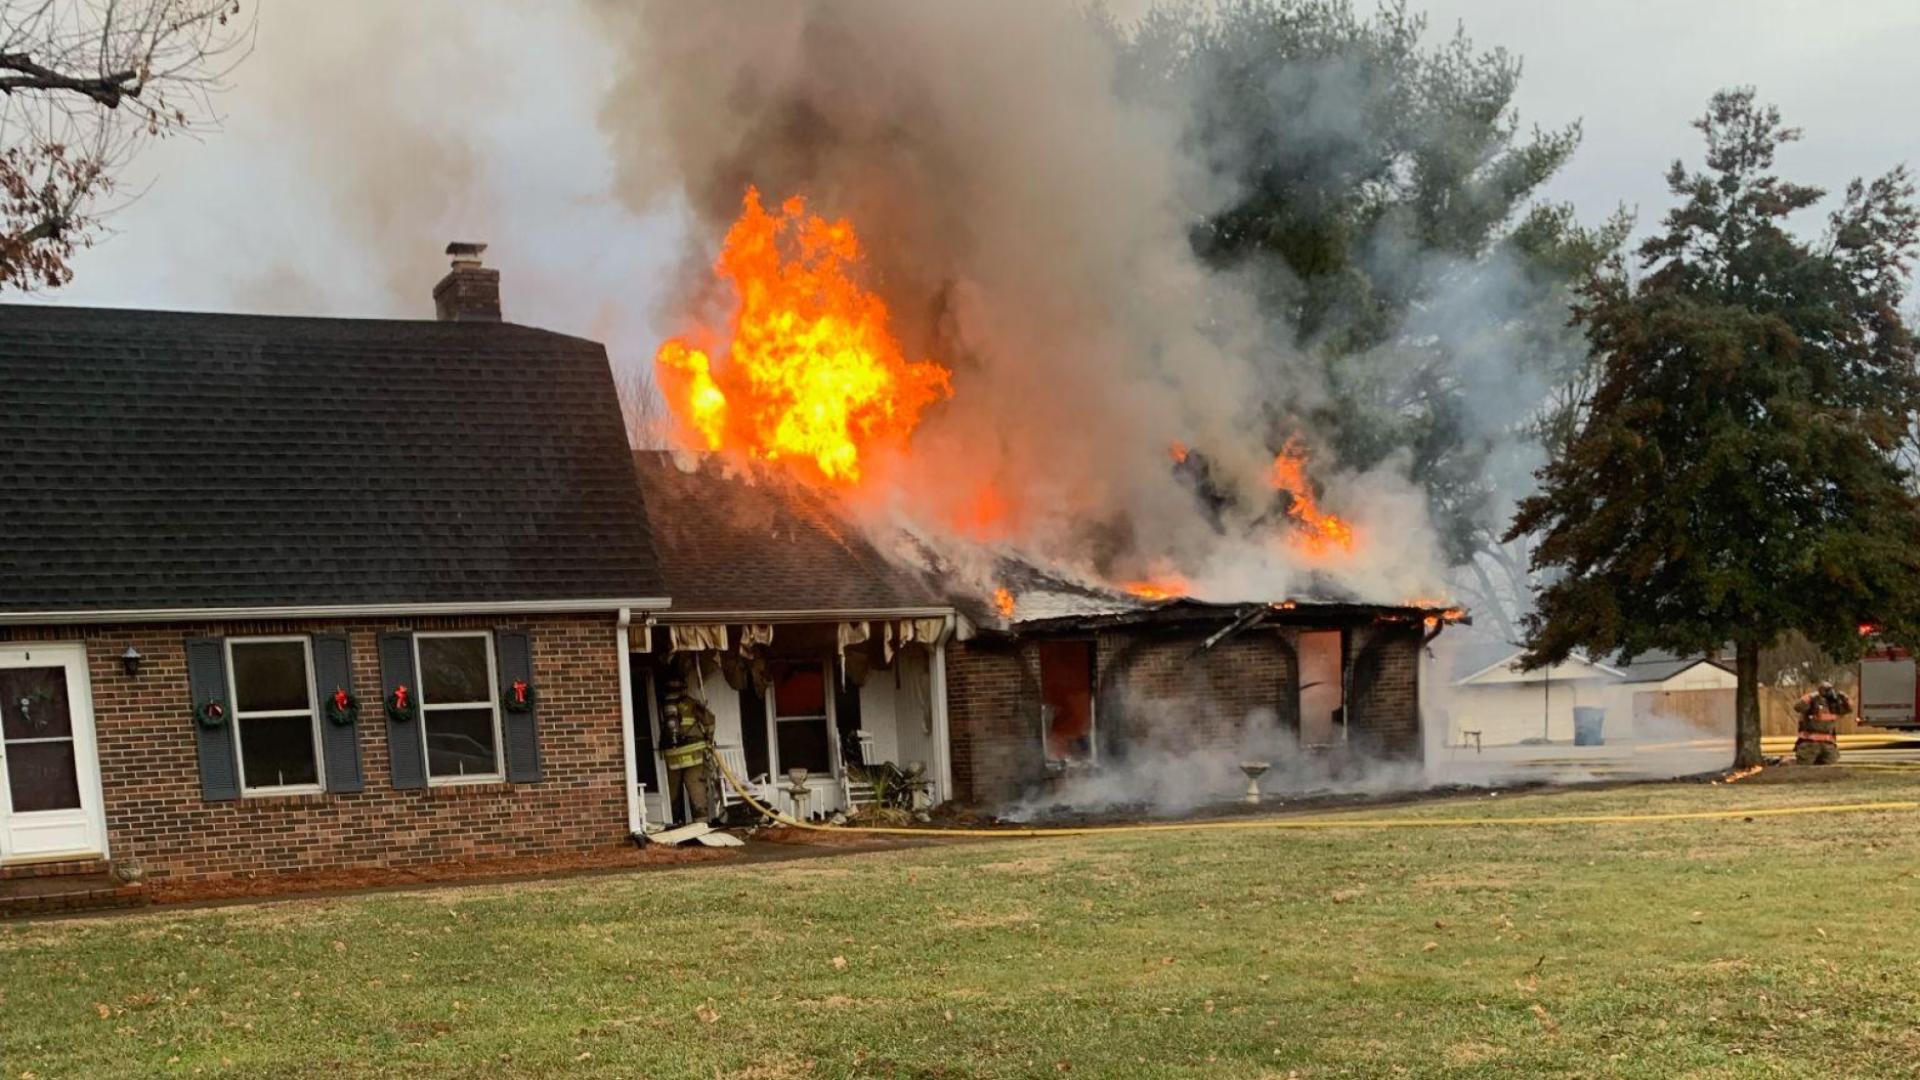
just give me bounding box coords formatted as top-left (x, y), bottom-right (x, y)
top-left (0, 230), bottom-right (1460, 907)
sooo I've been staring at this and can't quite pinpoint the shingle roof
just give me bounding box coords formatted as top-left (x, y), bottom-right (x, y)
top-left (631, 450), bottom-right (948, 615)
top-left (0, 304), bottom-right (662, 613)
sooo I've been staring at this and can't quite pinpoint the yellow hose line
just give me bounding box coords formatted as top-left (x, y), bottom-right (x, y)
top-left (702, 751), bottom-right (1919, 838)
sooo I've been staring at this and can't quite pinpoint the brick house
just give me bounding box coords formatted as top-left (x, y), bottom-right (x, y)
top-left (946, 597), bottom-right (1434, 808)
top-left (0, 244), bottom-right (1444, 905)
top-left (0, 248), bottom-right (666, 894)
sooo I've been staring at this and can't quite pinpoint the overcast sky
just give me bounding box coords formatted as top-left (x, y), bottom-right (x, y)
top-left (38, 0), bottom-right (1920, 379)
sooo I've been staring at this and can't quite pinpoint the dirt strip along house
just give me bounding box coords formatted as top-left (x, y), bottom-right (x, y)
top-left (0, 247), bottom-right (667, 893)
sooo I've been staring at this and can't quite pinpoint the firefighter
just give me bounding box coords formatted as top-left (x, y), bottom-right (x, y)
top-left (660, 674), bottom-right (718, 823)
top-left (1794, 680), bottom-right (1851, 766)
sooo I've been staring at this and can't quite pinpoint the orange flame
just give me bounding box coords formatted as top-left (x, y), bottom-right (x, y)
top-left (1269, 437), bottom-right (1357, 557)
top-left (1168, 440), bottom-right (1189, 463)
top-left (1122, 574), bottom-right (1190, 601)
top-left (654, 187), bottom-right (951, 485)
top-left (992, 587), bottom-right (1016, 619)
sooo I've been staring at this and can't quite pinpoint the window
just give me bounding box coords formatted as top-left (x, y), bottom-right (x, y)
top-left (415, 632), bottom-right (503, 782)
top-left (1038, 640), bottom-right (1095, 765)
top-left (1297, 630), bottom-right (1344, 747)
top-left (771, 662), bottom-right (833, 775)
top-left (227, 638), bottom-right (324, 794)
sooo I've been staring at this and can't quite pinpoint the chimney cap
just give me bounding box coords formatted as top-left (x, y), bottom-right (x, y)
top-left (445, 241), bottom-right (488, 267)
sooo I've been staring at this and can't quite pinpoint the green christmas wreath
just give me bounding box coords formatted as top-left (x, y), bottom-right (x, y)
top-left (196, 698), bottom-right (228, 729)
top-left (384, 684), bottom-right (419, 724)
top-left (325, 686), bottom-right (361, 726)
top-left (503, 678), bottom-right (535, 714)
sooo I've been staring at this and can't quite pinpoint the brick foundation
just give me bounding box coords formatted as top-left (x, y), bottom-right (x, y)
top-left (948, 619), bottom-right (1426, 808)
top-left (1, 615), bottom-right (628, 884)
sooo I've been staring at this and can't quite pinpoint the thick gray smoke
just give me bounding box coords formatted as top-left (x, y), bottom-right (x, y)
top-left (588, 0), bottom-right (1448, 606)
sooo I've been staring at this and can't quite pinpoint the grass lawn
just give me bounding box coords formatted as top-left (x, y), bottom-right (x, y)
top-left (5, 771), bottom-right (1920, 1078)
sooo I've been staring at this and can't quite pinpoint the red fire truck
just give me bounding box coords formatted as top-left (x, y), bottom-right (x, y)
top-left (1859, 647), bottom-right (1920, 730)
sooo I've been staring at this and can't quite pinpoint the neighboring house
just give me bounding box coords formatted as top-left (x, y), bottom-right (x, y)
top-left (947, 591), bottom-right (1437, 807)
top-left (1447, 646), bottom-right (1737, 746)
top-left (627, 451), bottom-right (957, 823)
top-left (0, 249), bottom-right (667, 895)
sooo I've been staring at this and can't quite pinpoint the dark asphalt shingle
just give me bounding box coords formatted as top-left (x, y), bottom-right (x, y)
top-left (631, 450), bottom-right (947, 615)
top-left (0, 304), bottom-right (662, 612)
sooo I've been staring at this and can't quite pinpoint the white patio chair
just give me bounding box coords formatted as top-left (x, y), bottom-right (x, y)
top-left (841, 729), bottom-right (880, 811)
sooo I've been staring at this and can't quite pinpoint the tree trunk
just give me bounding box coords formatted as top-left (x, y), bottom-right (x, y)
top-left (1734, 638), bottom-right (1763, 769)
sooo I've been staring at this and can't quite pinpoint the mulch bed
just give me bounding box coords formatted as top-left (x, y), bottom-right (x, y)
top-left (147, 842), bottom-right (736, 906)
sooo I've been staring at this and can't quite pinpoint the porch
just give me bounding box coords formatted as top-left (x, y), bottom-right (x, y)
top-left (626, 616), bottom-right (954, 827)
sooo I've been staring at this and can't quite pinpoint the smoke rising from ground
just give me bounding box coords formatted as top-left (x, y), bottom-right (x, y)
top-left (589, 0), bottom-right (1450, 606)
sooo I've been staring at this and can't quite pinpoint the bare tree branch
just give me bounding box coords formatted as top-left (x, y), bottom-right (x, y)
top-left (0, 0), bottom-right (253, 290)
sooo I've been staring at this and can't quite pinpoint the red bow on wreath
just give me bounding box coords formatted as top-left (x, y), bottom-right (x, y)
top-left (333, 687), bottom-right (351, 711)
top-left (392, 685), bottom-right (410, 709)
top-left (510, 679), bottom-right (529, 705)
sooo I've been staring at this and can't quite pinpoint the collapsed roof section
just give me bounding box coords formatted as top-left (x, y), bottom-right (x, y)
top-left (993, 596), bottom-right (1462, 642)
top-left (629, 451), bottom-right (1465, 635)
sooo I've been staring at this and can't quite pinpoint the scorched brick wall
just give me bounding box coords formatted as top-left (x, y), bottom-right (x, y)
top-left (948, 620), bottom-right (1426, 808)
top-left (2, 614), bottom-right (628, 883)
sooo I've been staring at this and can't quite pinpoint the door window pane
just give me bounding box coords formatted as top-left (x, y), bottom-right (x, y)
top-left (230, 641), bottom-right (312, 713)
top-left (6, 741), bottom-right (81, 812)
top-left (238, 715), bottom-right (321, 789)
top-left (775, 718), bottom-right (832, 775)
top-left (0, 667), bottom-right (72, 740)
top-left (420, 636), bottom-right (491, 703)
top-left (425, 706), bottom-right (500, 778)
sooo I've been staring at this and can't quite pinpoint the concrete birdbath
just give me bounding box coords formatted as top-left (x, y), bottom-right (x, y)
top-left (785, 766), bottom-right (813, 821)
top-left (1239, 760), bottom-right (1272, 805)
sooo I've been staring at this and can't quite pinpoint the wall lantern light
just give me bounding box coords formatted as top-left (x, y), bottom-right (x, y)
top-left (121, 645), bottom-right (143, 678)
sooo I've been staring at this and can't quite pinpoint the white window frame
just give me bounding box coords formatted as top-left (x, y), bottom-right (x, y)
top-left (412, 631), bottom-right (505, 785)
top-left (768, 660), bottom-right (838, 779)
top-left (225, 636), bottom-right (326, 797)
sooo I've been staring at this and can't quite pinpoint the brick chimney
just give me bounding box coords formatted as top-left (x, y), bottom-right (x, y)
top-left (433, 241), bottom-right (501, 322)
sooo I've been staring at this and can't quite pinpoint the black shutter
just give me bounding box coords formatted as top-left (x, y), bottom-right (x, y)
top-left (739, 683), bottom-right (770, 779)
top-left (379, 632), bottom-right (427, 790)
top-left (835, 660), bottom-right (865, 767)
top-left (495, 629), bottom-right (542, 783)
top-left (312, 633), bottom-right (363, 794)
top-left (185, 637), bottom-right (239, 802)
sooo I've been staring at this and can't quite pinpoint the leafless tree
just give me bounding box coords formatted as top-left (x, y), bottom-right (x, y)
top-left (617, 363), bottom-right (671, 450)
top-left (1, 0), bottom-right (252, 290)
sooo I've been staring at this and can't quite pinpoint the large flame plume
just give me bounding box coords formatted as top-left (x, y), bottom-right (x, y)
top-left (1270, 437), bottom-right (1358, 557)
top-left (655, 186), bottom-right (1380, 613)
top-left (654, 187), bottom-right (951, 485)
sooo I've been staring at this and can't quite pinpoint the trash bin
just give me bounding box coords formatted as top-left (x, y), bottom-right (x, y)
top-left (1573, 706), bottom-right (1605, 746)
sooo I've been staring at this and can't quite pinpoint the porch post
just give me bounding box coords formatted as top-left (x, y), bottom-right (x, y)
top-left (616, 608), bottom-right (643, 836)
top-left (930, 617), bottom-right (955, 804)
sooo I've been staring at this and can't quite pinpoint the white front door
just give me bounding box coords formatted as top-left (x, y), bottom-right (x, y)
top-left (0, 644), bottom-right (107, 862)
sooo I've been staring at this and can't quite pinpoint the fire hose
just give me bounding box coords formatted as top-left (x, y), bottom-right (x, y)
top-left (704, 749), bottom-right (1920, 838)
